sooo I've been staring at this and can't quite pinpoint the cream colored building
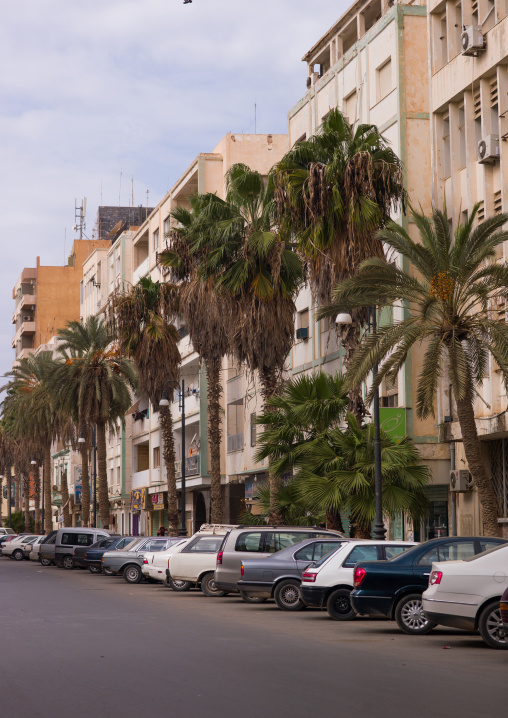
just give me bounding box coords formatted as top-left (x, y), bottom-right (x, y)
top-left (428, 0), bottom-right (508, 536)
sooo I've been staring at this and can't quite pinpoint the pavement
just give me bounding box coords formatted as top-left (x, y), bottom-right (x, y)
top-left (1, 560), bottom-right (505, 718)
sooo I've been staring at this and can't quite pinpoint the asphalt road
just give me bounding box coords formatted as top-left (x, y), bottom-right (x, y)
top-left (1, 559), bottom-right (505, 718)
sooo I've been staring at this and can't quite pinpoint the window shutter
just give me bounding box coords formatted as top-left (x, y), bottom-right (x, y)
top-left (378, 60), bottom-right (392, 101)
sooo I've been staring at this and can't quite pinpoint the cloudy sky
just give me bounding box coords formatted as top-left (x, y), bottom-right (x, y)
top-left (0, 0), bottom-right (348, 378)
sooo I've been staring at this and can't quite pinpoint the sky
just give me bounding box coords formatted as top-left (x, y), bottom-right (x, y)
top-left (0, 0), bottom-right (349, 379)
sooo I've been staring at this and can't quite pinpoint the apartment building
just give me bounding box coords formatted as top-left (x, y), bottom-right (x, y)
top-left (428, 0), bottom-right (508, 536)
top-left (125, 133), bottom-right (288, 535)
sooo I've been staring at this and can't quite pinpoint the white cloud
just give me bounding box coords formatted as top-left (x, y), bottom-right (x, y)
top-left (0, 0), bottom-right (349, 377)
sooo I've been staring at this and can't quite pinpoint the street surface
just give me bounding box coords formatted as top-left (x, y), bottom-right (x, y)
top-left (1, 560), bottom-right (505, 718)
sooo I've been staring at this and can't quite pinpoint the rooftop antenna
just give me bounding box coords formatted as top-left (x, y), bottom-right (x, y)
top-left (74, 198), bottom-right (86, 240)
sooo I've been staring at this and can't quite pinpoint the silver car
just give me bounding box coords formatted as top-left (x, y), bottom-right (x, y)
top-left (102, 537), bottom-right (183, 584)
top-left (214, 526), bottom-right (344, 597)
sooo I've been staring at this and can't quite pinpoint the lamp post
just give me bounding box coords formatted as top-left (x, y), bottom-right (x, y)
top-left (336, 308), bottom-right (385, 540)
top-left (78, 425), bottom-right (97, 528)
top-left (7, 469), bottom-right (11, 529)
top-left (160, 379), bottom-right (187, 536)
top-left (31, 457), bottom-right (37, 532)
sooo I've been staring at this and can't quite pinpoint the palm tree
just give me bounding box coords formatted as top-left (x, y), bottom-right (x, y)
top-left (237, 481), bottom-right (323, 527)
top-left (272, 109), bottom-right (404, 418)
top-left (319, 204), bottom-right (508, 536)
top-left (158, 198), bottom-right (230, 524)
top-left (298, 416), bottom-right (429, 538)
top-left (254, 372), bottom-right (349, 531)
top-left (196, 164), bottom-right (304, 522)
top-left (55, 317), bottom-right (137, 530)
top-left (110, 278), bottom-right (181, 535)
top-left (1, 353), bottom-right (60, 534)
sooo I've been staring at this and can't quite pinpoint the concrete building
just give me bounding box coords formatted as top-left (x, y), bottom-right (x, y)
top-left (428, 0), bottom-right (508, 536)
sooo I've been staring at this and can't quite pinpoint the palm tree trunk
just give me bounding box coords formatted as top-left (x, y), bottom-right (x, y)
top-left (15, 473), bottom-right (20, 513)
top-left (326, 509), bottom-right (345, 534)
top-left (260, 367), bottom-right (283, 525)
top-left (160, 405), bottom-right (179, 536)
top-left (80, 440), bottom-right (90, 528)
top-left (206, 359), bottom-right (223, 524)
top-left (34, 463), bottom-right (41, 534)
top-left (340, 317), bottom-right (366, 425)
top-left (456, 391), bottom-right (500, 537)
top-left (44, 447), bottom-right (52, 534)
top-left (61, 468), bottom-right (71, 528)
top-left (23, 474), bottom-right (30, 532)
top-left (96, 421), bottom-right (110, 530)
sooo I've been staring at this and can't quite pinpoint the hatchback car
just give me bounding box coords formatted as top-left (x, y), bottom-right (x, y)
top-left (103, 536), bottom-right (183, 583)
top-left (237, 538), bottom-right (345, 609)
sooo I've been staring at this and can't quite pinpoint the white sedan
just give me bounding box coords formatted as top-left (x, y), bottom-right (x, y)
top-left (2, 535), bottom-right (38, 560)
top-left (141, 539), bottom-right (189, 584)
top-left (168, 532), bottom-right (228, 597)
top-left (423, 542), bottom-right (508, 649)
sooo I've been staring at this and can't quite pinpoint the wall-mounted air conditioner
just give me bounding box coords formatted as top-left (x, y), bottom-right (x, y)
top-left (450, 469), bottom-right (473, 492)
top-left (478, 135), bottom-right (500, 164)
top-left (296, 327), bottom-right (309, 341)
top-left (461, 26), bottom-right (485, 55)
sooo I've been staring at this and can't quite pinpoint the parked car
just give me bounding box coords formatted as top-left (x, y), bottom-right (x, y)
top-left (422, 543), bottom-right (508, 648)
top-left (0, 534), bottom-right (18, 549)
top-left (20, 536), bottom-right (40, 560)
top-left (350, 536), bottom-right (506, 635)
top-left (301, 540), bottom-right (415, 619)
top-left (25, 536), bottom-right (46, 561)
top-left (168, 532), bottom-right (232, 596)
top-left (214, 526), bottom-right (344, 595)
top-left (0, 527), bottom-right (15, 536)
top-left (73, 536), bottom-right (135, 571)
top-left (500, 587), bottom-right (508, 636)
top-left (51, 528), bottom-right (118, 569)
top-left (237, 538), bottom-right (345, 609)
top-left (142, 538), bottom-right (190, 584)
top-left (102, 536), bottom-right (182, 583)
top-left (2, 534), bottom-right (38, 560)
top-left (39, 531), bottom-right (58, 566)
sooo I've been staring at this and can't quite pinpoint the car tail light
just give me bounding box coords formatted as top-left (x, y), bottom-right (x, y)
top-left (217, 551), bottom-right (223, 565)
top-left (101, 557), bottom-right (105, 562)
top-left (353, 567), bottom-right (366, 588)
top-left (302, 571), bottom-right (317, 582)
top-left (500, 601), bottom-right (508, 622)
top-left (240, 563), bottom-right (244, 576)
top-left (429, 570), bottom-right (443, 585)
top-left (143, 558), bottom-right (148, 564)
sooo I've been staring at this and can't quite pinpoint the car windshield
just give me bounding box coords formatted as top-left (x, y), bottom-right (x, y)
top-left (123, 539), bottom-right (144, 551)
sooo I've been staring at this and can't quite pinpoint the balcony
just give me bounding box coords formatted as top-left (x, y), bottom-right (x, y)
top-left (132, 256), bottom-right (149, 284)
top-left (227, 433), bottom-right (244, 453)
top-left (131, 468), bottom-right (150, 490)
top-left (175, 455), bottom-right (200, 479)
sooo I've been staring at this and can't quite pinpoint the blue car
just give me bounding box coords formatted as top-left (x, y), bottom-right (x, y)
top-left (74, 536), bottom-right (136, 573)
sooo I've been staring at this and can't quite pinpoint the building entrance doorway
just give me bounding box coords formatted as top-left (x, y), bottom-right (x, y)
top-left (195, 493), bottom-right (207, 531)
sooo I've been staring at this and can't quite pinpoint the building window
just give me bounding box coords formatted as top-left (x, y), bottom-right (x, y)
top-left (380, 395), bottom-right (398, 408)
top-left (440, 13), bottom-right (448, 66)
top-left (153, 228), bottom-right (159, 251)
top-left (377, 59), bottom-right (392, 102)
top-left (163, 215), bottom-right (170, 238)
top-left (227, 400), bottom-right (244, 453)
top-left (153, 446), bottom-right (160, 469)
top-left (458, 105), bottom-right (466, 169)
top-left (296, 308), bottom-right (310, 341)
top-left (344, 90), bottom-right (357, 124)
top-left (442, 114), bottom-right (451, 178)
top-left (136, 443), bottom-right (149, 472)
top-left (489, 438), bottom-right (508, 517)
top-left (250, 413), bottom-right (257, 447)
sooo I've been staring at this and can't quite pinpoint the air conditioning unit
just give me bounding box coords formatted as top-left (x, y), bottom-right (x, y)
top-left (296, 327), bottom-right (309, 341)
top-left (23, 316), bottom-right (31, 321)
top-left (478, 135), bottom-right (500, 164)
top-left (51, 484), bottom-right (58, 491)
top-left (461, 26), bottom-right (485, 55)
top-left (450, 469), bottom-right (473, 492)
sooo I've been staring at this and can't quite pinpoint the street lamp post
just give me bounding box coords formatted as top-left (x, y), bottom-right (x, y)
top-left (78, 425), bottom-right (97, 528)
top-left (336, 308), bottom-right (385, 540)
top-left (160, 379), bottom-right (187, 536)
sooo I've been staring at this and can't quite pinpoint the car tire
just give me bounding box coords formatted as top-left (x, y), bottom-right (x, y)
top-left (40, 558), bottom-right (52, 566)
top-left (62, 555), bottom-right (74, 570)
top-left (326, 588), bottom-right (356, 621)
top-left (168, 578), bottom-right (192, 592)
top-left (478, 602), bottom-right (508, 649)
top-left (102, 567), bottom-right (114, 576)
top-left (124, 564), bottom-right (143, 584)
top-left (239, 591), bottom-right (268, 604)
top-left (13, 549), bottom-right (24, 561)
top-left (395, 593), bottom-right (436, 635)
top-left (274, 580), bottom-right (305, 611)
top-left (200, 572), bottom-right (226, 597)
top-left (88, 566), bottom-right (101, 574)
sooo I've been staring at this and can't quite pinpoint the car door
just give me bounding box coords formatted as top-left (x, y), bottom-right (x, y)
top-left (412, 540), bottom-right (476, 586)
top-left (170, 535), bottom-right (224, 580)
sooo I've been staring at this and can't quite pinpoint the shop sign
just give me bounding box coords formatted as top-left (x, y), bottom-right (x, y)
top-left (151, 493), bottom-right (165, 509)
top-left (29, 472), bottom-right (36, 499)
top-left (379, 408), bottom-right (406, 443)
top-left (74, 466), bottom-right (82, 504)
top-left (131, 488), bottom-right (148, 511)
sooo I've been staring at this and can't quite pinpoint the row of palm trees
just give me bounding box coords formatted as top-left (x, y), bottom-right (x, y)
top-left (2, 108), bottom-right (507, 537)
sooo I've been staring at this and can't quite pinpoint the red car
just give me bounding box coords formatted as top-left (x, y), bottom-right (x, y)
top-left (500, 587), bottom-right (508, 635)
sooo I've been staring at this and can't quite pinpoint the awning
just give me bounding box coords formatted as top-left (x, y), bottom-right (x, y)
top-left (126, 398), bottom-right (141, 416)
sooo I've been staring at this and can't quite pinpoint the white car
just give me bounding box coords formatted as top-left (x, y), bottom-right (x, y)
top-left (141, 539), bottom-right (189, 584)
top-left (168, 530), bottom-right (230, 597)
top-left (2, 535), bottom-right (38, 560)
top-left (422, 542), bottom-right (508, 649)
top-left (25, 536), bottom-right (46, 561)
top-left (301, 539), bottom-right (416, 620)
top-left (0, 528), bottom-right (15, 536)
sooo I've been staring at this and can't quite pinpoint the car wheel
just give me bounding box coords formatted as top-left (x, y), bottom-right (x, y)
top-left (62, 555), bottom-right (74, 570)
top-left (88, 566), bottom-right (101, 574)
top-left (102, 567), bottom-right (114, 576)
top-left (40, 558), bottom-right (52, 566)
top-left (239, 591), bottom-right (268, 604)
top-left (395, 594), bottom-right (436, 635)
top-left (274, 580), bottom-right (305, 611)
top-left (13, 549), bottom-right (24, 561)
top-left (326, 588), bottom-right (356, 621)
top-left (168, 578), bottom-right (192, 592)
top-left (124, 564), bottom-right (143, 584)
top-left (200, 572), bottom-right (226, 597)
top-left (478, 603), bottom-right (508, 649)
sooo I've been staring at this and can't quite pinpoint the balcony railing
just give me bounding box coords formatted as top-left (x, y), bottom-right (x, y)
top-left (175, 455), bottom-right (200, 479)
top-left (227, 433), bottom-right (244, 453)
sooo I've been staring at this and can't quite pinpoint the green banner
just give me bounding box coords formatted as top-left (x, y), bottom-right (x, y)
top-left (379, 408), bottom-right (406, 443)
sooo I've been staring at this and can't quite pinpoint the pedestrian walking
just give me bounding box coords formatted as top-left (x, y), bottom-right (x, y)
top-left (157, 526), bottom-right (166, 536)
